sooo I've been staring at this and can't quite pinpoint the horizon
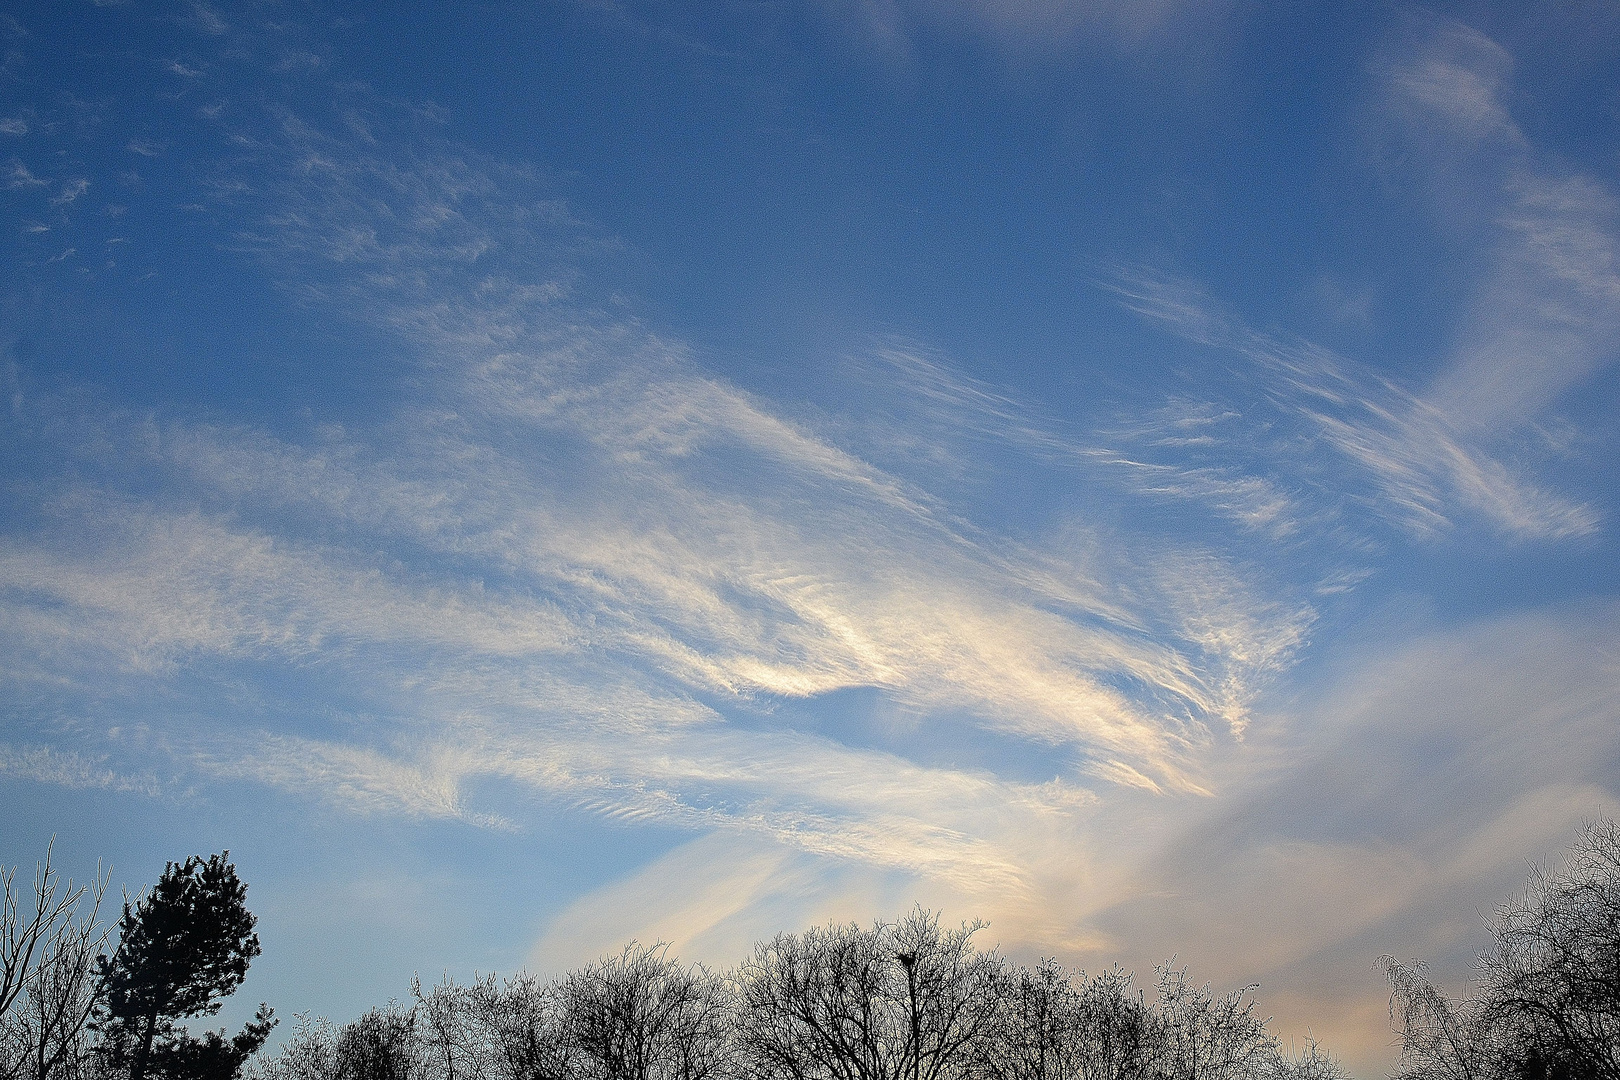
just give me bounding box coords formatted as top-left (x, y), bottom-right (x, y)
top-left (3, 2), bottom-right (1619, 1075)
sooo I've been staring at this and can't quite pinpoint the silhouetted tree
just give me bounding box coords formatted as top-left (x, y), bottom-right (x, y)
top-left (733, 908), bottom-right (1004, 1080)
top-left (95, 853), bottom-right (274, 1080)
top-left (451, 974), bottom-right (574, 1080)
top-left (411, 974), bottom-right (576, 1080)
top-left (1074, 967), bottom-right (1155, 1080)
top-left (0, 844), bottom-right (114, 1080)
top-left (1479, 819), bottom-right (1620, 1080)
top-left (335, 1009), bottom-right (418, 1080)
top-left (1268, 1039), bottom-right (1347, 1080)
top-left (559, 944), bottom-right (728, 1080)
top-left (1383, 818), bottom-right (1620, 1080)
top-left (413, 979), bottom-right (480, 1080)
top-left (972, 958), bottom-right (1147, 1080)
top-left (972, 957), bottom-right (1088, 1080)
top-left (244, 908), bottom-right (1346, 1080)
top-left (1144, 963), bottom-right (1281, 1080)
top-left (250, 979), bottom-right (576, 1080)
top-left (248, 1014), bottom-right (339, 1080)
top-left (1380, 956), bottom-right (1491, 1080)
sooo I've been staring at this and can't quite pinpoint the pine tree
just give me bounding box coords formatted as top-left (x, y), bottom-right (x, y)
top-left (95, 853), bottom-right (274, 1080)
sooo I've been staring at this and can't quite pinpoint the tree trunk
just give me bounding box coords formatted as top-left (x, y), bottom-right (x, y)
top-left (131, 1009), bottom-right (159, 1080)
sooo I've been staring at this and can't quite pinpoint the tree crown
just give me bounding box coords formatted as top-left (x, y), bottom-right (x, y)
top-left (98, 852), bottom-right (261, 1025)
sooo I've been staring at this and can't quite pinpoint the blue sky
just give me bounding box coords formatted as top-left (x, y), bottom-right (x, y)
top-left (3, 1), bottom-right (1619, 1073)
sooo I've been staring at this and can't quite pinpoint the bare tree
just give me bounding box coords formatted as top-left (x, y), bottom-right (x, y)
top-left (732, 908), bottom-right (1003, 1080)
top-left (13, 878), bottom-right (113, 1080)
top-left (252, 977), bottom-right (577, 1080)
top-left (335, 1008), bottom-right (420, 1080)
top-left (1, 846), bottom-right (99, 1026)
top-left (1071, 967), bottom-right (1150, 1080)
top-left (972, 958), bottom-right (1093, 1080)
top-left (413, 978), bottom-right (486, 1080)
top-left (561, 944), bottom-right (730, 1080)
top-left (0, 844), bottom-right (115, 1080)
top-left (1382, 818), bottom-right (1620, 1080)
top-left (1267, 1039), bottom-right (1349, 1080)
top-left (410, 973), bottom-right (579, 1080)
top-left (247, 1014), bottom-right (341, 1080)
top-left (1143, 964), bottom-right (1281, 1080)
top-left (1378, 956), bottom-right (1491, 1080)
top-left (1477, 819), bottom-right (1620, 1080)
top-left (461, 975), bottom-right (574, 1080)
top-left (733, 917), bottom-right (897, 1080)
top-left (246, 906), bottom-right (1349, 1080)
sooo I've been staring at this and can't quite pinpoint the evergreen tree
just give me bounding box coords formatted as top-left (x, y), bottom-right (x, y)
top-left (95, 853), bottom-right (274, 1080)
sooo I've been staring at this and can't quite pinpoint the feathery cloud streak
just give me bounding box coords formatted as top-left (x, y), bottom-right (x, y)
top-left (1099, 18), bottom-right (1616, 543)
top-left (7, 9), bottom-right (1606, 909)
top-left (0, 94), bottom-right (1326, 904)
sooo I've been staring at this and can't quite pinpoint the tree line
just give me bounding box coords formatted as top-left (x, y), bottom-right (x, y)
top-left (254, 912), bottom-right (1342, 1080)
top-left (3, 819), bottom-right (1617, 1080)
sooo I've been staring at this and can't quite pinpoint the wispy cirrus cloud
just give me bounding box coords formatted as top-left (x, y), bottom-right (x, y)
top-left (1375, 18), bottom-right (1620, 434)
top-left (0, 742), bottom-right (162, 797)
top-left (1091, 601), bottom-right (1620, 1069)
top-left (0, 87), bottom-right (1322, 917)
top-left (829, 0), bottom-right (1234, 53)
top-left (838, 346), bottom-right (1311, 546)
top-left (1089, 17), bottom-right (1617, 546)
top-left (1103, 269), bottom-right (1600, 541)
top-left (6, 159), bottom-right (46, 188)
top-left (530, 598), bottom-right (1620, 1073)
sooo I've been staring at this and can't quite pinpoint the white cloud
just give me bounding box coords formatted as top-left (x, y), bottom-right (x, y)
top-left (1377, 19), bottom-right (1620, 433)
top-left (1105, 271), bottom-right (1600, 541)
top-left (6, 159), bottom-right (45, 188)
top-left (1382, 20), bottom-right (1519, 147)
top-left (0, 742), bottom-right (161, 797)
top-left (48, 178), bottom-right (87, 206)
top-left (1090, 603), bottom-right (1620, 1075)
top-left (1434, 170), bottom-right (1620, 431)
top-left (0, 100), bottom-right (1333, 920)
top-left (1095, 20), bottom-right (1618, 546)
top-left (828, 0), bottom-right (1234, 51)
top-left (526, 601), bottom-right (1620, 1080)
top-left (0, 510), bottom-right (579, 671)
top-left (1, 19), bottom-right (1613, 1077)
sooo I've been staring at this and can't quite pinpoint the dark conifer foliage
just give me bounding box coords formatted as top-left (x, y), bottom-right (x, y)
top-left (94, 854), bottom-right (273, 1080)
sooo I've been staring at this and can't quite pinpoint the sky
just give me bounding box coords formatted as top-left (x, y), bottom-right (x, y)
top-left (2, 1), bottom-right (1619, 1074)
